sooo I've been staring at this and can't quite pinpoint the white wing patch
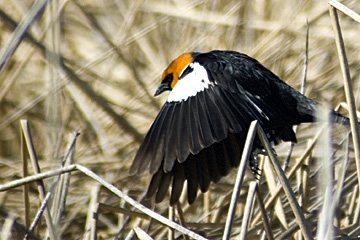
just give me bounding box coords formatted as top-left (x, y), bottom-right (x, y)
top-left (167, 62), bottom-right (211, 102)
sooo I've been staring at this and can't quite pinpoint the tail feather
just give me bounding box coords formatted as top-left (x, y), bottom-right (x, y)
top-left (331, 111), bottom-right (351, 126)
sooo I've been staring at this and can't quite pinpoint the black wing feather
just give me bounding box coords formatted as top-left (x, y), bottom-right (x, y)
top-left (201, 89), bottom-right (228, 141)
top-left (146, 169), bottom-right (163, 199)
top-left (208, 87), bottom-right (244, 132)
top-left (228, 133), bottom-right (244, 167)
top-left (203, 145), bottom-right (221, 183)
top-left (149, 105), bottom-right (174, 173)
top-left (130, 105), bottom-right (168, 175)
top-left (155, 171), bottom-right (172, 203)
top-left (188, 97), bottom-right (204, 155)
top-left (177, 101), bottom-right (191, 163)
top-left (197, 152), bottom-right (211, 192)
top-left (184, 155), bottom-right (199, 204)
top-left (194, 91), bottom-right (215, 148)
top-left (163, 104), bottom-right (181, 172)
top-left (170, 163), bottom-right (186, 205)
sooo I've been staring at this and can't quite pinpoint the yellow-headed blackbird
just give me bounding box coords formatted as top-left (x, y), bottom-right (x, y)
top-left (130, 50), bottom-right (350, 205)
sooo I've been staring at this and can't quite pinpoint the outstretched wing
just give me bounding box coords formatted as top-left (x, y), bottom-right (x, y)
top-left (130, 85), bottom-right (270, 204)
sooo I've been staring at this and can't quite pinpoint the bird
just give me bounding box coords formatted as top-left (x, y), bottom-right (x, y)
top-left (130, 50), bottom-right (350, 205)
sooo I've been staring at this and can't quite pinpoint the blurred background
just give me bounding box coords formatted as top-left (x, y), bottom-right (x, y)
top-left (0, 0), bottom-right (359, 239)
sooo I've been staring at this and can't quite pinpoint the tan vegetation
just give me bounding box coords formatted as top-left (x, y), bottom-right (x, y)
top-left (0, 0), bottom-right (360, 239)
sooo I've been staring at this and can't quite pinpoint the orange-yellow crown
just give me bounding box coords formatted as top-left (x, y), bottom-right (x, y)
top-left (162, 53), bottom-right (194, 89)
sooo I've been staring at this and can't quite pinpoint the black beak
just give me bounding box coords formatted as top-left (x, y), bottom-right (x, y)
top-left (154, 81), bottom-right (172, 96)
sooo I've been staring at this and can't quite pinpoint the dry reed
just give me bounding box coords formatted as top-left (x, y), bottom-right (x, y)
top-left (0, 0), bottom-right (360, 239)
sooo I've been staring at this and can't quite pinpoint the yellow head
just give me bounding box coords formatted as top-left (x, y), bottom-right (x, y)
top-left (155, 53), bottom-right (194, 96)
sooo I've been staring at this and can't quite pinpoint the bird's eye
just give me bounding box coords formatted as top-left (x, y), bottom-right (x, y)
top-left (179, 64), bottom-right (193, 79)
top-left (164, 73), bottom-right (173, 83)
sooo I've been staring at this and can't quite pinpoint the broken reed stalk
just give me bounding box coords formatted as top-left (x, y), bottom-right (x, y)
top-left (329, 3), bottom-right (360, 204)
top-left (24, 191), bottom-right (52, 240)
top-left (257, 125), bottom-right (313, 240)
top-left (133, 227), bottom-right (154, 240)
top-left (222, 120), bottom-right (258, 240)
top-left (52, 132), bottom-right (79, 226)
top-left (88, 185), bottom-right (100, 240)
top-left (255, 186), bottom-right (274, 240)
top-left (329, 0), bottom-right (360, 23)
top-left (335, 136), bottom-right (350, 198)
top-left (300, 140), bottom-right (312, 215)
top-left (251, 125), bottom-right (324, 226)
top-left (276, 211), bottom-right (317, 240)
top-left (75, 164), bottom-right (208, 240)
top-left (168, 206), bottom-right (175, 240)
top-left (263, 158), bottom-right (288, 229)
top-left (175, 203), bottom-right (190, 240)
top-left (21, 124), bottom-right (30, 230)
top-left (0, 165), bottom-right (77, 191)
top-left (98, 203), bottom-right (148, 220)
top-left (20, 120), bottom-right (57, 240)
top-left (239, 181), bottom-right (257, 240)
